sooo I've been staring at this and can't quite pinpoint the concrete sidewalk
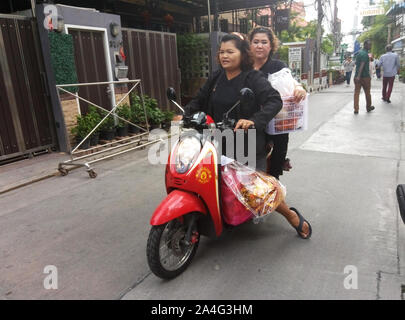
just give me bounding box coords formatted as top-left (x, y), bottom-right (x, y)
top-left (0, 152), bottom-right (70, 195)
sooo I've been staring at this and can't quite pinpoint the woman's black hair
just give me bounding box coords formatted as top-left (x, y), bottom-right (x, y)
top-left (216, 34), bottom-right (253, 72)
top-left (248, 26), bottom-right (280, 57)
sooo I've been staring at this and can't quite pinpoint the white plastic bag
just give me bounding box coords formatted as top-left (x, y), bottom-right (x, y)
top-left (268, 68), bottom-right (296, 96)
top-left (267, 68), bottom-right (308, 135)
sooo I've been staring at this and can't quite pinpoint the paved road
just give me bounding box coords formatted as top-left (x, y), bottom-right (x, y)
top-left (0, 80), bottom-right (404, 300)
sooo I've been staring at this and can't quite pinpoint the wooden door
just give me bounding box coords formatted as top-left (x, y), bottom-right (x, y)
top-left (69, 29), bottom-right (111, 113)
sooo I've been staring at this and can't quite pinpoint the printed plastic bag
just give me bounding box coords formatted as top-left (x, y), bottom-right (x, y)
top-left (267, 68), bottom-right (308, 135)
top-left (267, 95), bottom-right (308, 134)
top-left (221, 161), bottom-right (286, 225)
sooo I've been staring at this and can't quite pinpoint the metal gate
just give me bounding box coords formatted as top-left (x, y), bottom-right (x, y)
top-left (0, 14), bottom-right (55, 162)
top-left (122, 28), bottom-right (181, 111)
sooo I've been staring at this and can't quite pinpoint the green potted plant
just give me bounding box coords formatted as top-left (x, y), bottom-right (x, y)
top-left (148, 106), bottom-right (165, 129)
top-left (144, 95), bottom-right (165, 129)
top-left (99, 109), bottom-right (116, 141)
top-left (71, 114), bottom-right (92, 149)
top-left (162, 109), bottom-right (175, 130)
top-left (87, 106), bottom-right (102, 146)
top-left (129, 93), bottom-right (146, 133)
top-left (116, 103), bottom-right (131, 137)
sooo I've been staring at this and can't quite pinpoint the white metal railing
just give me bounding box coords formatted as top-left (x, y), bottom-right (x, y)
top-left (56, 79), bottom-right (161, 178)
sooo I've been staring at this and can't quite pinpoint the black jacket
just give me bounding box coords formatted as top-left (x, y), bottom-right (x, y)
top-left (259, 58), bottom-right (287, 76)
top-left (184, 69), bottom-right (282, 156)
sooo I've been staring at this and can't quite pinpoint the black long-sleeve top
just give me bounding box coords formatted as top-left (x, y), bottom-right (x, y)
top-left (185, 69), bottom-right (282, 132)
top-left (259, 58), bottom-right (287, 76)
top-left (184, 69), bottom-right (282, 156)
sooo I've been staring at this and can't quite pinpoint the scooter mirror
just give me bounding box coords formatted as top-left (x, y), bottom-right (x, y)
top-left (166, 87), bottom-right (177, 101)
top-left (239, 88), bottom-right (255, 117)
top-left (239, 88), bottom-right (254, 104)
top-left (191, 112), bottom-right (207, 126)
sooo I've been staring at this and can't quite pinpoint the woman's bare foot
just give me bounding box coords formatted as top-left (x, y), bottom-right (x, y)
top-left (275, 203), bottom-right (312, 239)
top-left (288, 208), bottom-right (311, 239)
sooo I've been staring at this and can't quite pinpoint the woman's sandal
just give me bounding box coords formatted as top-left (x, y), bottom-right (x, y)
top-left (290, 207), bottom-right (312, 239)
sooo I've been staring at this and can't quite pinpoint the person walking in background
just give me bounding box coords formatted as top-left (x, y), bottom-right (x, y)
top-left (343, 56), bottom-right (355, 86)
top-left (354, 39), bottom-right (374, 114)
top-left (369, 54), bottom-right (375, 79)
top-left (378, 45), bottom-right (400, 104)
top-left (374, 57), bottom-right (381, 79)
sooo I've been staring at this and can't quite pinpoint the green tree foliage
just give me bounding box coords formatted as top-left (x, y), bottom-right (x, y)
top-left (279, 20), bottom-right (318, 43)
top-left (358, 2), bottom-right (394, 57)
top-left (358, 14), bottom-right (390, 57)
top-left (278, 19), bottom-right (331, 64)
top-left (321, 34), bottom-right (334, 55)
top-left (278, 45), bottom-right (289, 64)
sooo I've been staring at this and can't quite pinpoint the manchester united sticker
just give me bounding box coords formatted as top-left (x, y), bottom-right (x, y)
top-left (195, 167), bottom-right (212, 184)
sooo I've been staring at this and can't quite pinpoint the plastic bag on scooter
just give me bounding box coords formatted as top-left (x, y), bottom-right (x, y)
top-left (221, 161), bottom-right (286, 225)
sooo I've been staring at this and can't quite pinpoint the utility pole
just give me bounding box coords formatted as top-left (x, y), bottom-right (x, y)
top-left (316, 0), bottom-right (324, 79)
top-left (333, 0), bottom-right (338, 54)
top-left (352, 0), bottom-right (359, 51)
top-left (31, 0), bottom-right (36, 17)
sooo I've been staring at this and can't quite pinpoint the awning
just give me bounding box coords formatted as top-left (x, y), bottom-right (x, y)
top-left (386, 2), bottom-right (405, 16)
top-left (121, 0), bottom-right (279, 16)
top-left (392, 35), bottom-right (405, 44)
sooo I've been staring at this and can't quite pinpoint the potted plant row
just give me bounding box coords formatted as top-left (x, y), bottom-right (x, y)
top-left (116, 103), bottom-right (132, 137)
top-left (71, 96), bottom-right (176, 149)
top-left (129, 93), bottom-right (175, 131)
top-left (71, 106), bottom-right (102, 149)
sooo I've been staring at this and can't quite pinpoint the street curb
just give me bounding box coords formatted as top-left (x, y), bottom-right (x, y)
top-left (0, 172), bottom-right (59, 195)
top-left (0, 165), bottom-right (82, 195)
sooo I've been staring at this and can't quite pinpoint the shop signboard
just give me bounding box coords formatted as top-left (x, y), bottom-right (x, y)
top-left (289, 47), bottom-right (302, 81)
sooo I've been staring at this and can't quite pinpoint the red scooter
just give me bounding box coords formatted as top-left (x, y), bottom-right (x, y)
top-left (146, 88), bottom-right (255, 279)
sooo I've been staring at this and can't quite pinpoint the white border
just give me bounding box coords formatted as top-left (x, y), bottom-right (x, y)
top-left (64, 24), bottom-right (116, 109)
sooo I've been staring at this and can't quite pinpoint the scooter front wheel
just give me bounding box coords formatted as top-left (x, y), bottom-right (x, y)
top-left (147, 219), bottom-right (199, 279)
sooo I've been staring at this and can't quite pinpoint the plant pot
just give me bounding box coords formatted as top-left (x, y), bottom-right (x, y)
top-left (149, 123), bottom-right (161, 130)
top-left (90, 132), bottom-right (100, 146)
top-left (77, 138), bottom-right (91, 150)
top-left (116, 125), bottom-right (129, 137)
top-left (161, 121), bottom-right (171, 131)
top-left (100, 129), bottom-right (115, 141)
top-left (128, 125), bottom-right (141, 134)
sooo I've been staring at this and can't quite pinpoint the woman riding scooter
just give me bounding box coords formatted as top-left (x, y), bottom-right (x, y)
top-left (176, 34), bottom-right (312, 240)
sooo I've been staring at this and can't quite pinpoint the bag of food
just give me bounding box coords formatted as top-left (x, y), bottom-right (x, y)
top-left (221, 160), bottom-right (286, 225)
top-left (266, 68), bottom-right (308, 135)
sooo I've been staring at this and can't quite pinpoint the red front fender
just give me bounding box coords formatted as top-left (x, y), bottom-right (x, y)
top-left (150, 190), bottom-right (208, 226)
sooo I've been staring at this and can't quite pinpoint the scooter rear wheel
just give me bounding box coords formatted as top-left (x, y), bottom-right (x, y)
top-left (147, 219), bottom-right (199, 279)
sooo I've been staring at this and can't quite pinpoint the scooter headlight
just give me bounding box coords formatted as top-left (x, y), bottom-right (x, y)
top-left (175, 136), bottom-right (201, 174)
